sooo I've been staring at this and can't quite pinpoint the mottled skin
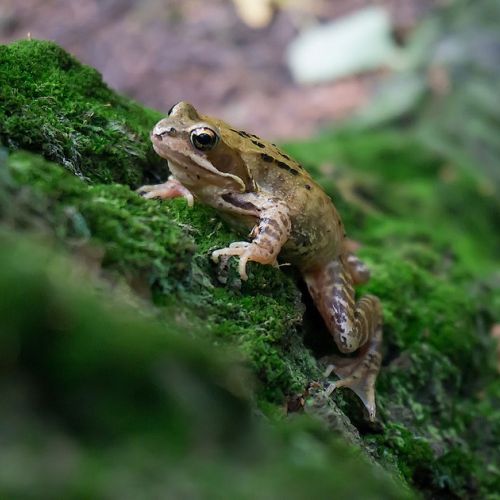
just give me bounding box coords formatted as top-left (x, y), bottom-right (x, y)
top-left (138, 102), bottom-right (383, 420)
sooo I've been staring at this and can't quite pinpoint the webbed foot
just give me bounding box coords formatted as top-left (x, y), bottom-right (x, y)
top-left (323, 323), bottom-right (382, 421)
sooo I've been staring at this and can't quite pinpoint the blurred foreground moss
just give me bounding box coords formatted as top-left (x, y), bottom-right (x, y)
top-left (0, 231), bottom-right (406, 499)
top-left (1, 38), bottom-right (499, 498)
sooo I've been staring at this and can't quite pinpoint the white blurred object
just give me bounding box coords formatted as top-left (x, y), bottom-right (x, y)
top-left (232, 0), bottom-right (274, 28)
top-left (287, 7), bottom-right (400, 84)
top-left (231, 0), bottom-right (323, 29)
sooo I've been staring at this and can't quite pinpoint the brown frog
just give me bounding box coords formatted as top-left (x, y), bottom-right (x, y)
top-left (138, 102), bottom-right (383, 420)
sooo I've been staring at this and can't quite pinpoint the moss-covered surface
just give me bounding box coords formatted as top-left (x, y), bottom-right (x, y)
top-left (0, 230), bottom-right (408, 499)
top-left (286, 130), bottom-right (500, 497)
top-left (1, 149), bottom-right (316, 406)
top-left (1, 39), bottom-right (499, 498)
top-left (0, 39), bottom-right (165, 185)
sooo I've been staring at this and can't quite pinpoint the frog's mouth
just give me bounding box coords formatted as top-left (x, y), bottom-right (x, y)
top-left (152, 136), bottom-right (245, 191)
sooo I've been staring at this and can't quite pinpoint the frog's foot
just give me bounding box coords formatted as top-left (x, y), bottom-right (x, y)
top-left (137, 176), bottom-right (194, 207)
top-left (323, 325), bottom-right (382, 421)
top-left (212, 241), bottom-right (277, 281)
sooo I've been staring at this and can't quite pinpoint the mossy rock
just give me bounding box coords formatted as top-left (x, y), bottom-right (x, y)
top-left (0, 39), bottom-right (165, 185)
top-left (0, 229), bottom-right (408, 499)
top-left (1, 39), bottom-right (499, 498)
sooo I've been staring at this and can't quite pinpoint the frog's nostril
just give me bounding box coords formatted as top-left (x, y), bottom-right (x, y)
top-left (154, 126), bottom-right (176, 140)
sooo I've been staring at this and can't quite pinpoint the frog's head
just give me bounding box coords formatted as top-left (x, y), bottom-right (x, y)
top-left (151, 101), bottom-right (254, 192)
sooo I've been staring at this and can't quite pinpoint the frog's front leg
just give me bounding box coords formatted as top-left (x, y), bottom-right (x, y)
top-left (212, 198), bottom-right (291, 280)
top-left (304, 258), bottom-right (383, 420)
top-left (137, 176), bottom-right (194, 207)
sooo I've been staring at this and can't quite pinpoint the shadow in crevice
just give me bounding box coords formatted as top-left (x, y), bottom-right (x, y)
top-left (296, 277), bottom-right (337, 358)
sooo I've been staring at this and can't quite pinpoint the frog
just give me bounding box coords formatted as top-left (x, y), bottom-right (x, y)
top-left (138, 102), bottom-right (383, 421)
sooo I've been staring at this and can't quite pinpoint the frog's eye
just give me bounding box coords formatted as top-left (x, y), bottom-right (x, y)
top-left (190, 127), bottom-right (219, 151)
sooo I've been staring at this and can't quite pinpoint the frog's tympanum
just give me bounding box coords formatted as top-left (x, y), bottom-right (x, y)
top-left (138, 102), bottom-right (383, 420)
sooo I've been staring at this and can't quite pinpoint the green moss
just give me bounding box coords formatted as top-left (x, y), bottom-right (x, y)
top-left (2, 149), bottom-right (319, 404)
top-left (2, 151), bottom-right (195, 293)
top-left (1, 39), bottom-right (499, 498)
top-left (284, 126), bottom-right (499, 497)
top-left (0, 229), bottom-right (408, 499)
top-left (0, 39), bottom-right (165, 185)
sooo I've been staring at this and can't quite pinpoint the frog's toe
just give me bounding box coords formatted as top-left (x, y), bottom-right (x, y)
top-left (136, 181), bottom-right (194, 206)
top-left (238, 255), bottom-right (249, 281)
top-left (212, 242), bottom-right (250, 259)
top-left (211, 246), bottom-right (250, 280)
top-left (212, 241), bottom-right (280, 281)
top-left (211, 246), bottom-right (245, 264)
top-left (229, 241), bottom-right (251, 249)
top-left (323, 334), bottom-right (381, 422)
top-left (142, 189), bottom-right (167, 200)
top-left (212, 247), bottom-right (233, 263)
top-left (136, 184), bottom-right (156, 195)
top-left (325, 373), bottom-right (376, 421)
top-left (136, 184), bottom-right (168, 200)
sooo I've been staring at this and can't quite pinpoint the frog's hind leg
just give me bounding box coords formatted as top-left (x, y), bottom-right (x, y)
top-left (342, 238), bottom-right (371, 285)
top-left (304, 259), bottom-right (383, 420)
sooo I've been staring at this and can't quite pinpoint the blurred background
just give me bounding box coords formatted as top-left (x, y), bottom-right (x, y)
top-left (0, 0), bottom-right (440, 139)
top-left (3, 0), bottom-right (499, 192)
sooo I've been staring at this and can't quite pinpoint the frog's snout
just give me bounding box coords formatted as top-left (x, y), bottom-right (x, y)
top-left (152, 125), bottom-right (177, 141)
